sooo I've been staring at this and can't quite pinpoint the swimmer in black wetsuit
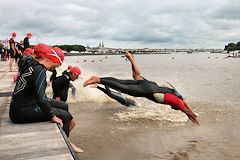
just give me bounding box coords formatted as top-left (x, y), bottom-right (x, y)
top-left (50, 66), bottom-right (76, 96)
top-left (16, 41), bottom-right (24, 62)
top-left (9, 32), bottom-right (19, 71)
top-left (10, 44), bottom-right (83, 153)
top-left (84, 51), bottom-right (199, 125)
top-left (52, 66), bottom-right (81, 102)
top-left (23, 32), bottom-right (32, 51)
top-left (50, 66), bottom-right (72, 82)
top-left (97, 85), bottom-right (137, 107)
top-left (62, 66), bottom-right (77, 96)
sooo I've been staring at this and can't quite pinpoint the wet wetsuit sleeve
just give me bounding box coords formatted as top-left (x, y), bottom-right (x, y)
top-left (104, 86), bottom-right (126, 100)
top-left (23, 37), bottom-right (29, 49)
top-left (52, 76), bottom-right (69, 97)
top-left (97, 86), bottom-right (108, 94)
top-left (97, 86), bottom-right (131, 106)
top-left (69, 83), bottom-right (76, 95)
top-left (97, 86), bottom-right (122, 99)
top-left (32, 66), bottom-right (54, 119)
top-left (50, 69), bottom-right (57, 82)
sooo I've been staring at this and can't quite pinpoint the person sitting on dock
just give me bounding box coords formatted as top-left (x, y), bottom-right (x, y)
top-left (9, 44), bottom-right (84, 153)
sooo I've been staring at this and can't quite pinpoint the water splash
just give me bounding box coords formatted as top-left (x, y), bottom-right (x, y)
top-left (112, 98), bottom-right (188, 124)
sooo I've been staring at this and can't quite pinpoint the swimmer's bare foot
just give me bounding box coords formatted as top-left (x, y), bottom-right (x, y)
top-left (83, 76), bottom-right (101, 87)
top-left (71, 142), bottom-right (84, 153)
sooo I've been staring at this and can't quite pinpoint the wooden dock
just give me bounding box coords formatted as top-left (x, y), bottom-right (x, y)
top-left (0, 64), bottom-right (78, 160)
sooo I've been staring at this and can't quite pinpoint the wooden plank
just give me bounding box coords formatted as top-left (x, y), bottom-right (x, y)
top-left (0, 113), bottom-right (75, 160)
top-left (0, 148), bottom-right (71, 160)
top-left (0, 68), bottom-right (76, 160)
top-left (0, 131), bottom-right (71, 159)
top-left (0, 122), bottom-right (59, 135)
top-left (0, 129), bottom-right (62, 143)
top-left (29, 153), bottom-right (74, 160)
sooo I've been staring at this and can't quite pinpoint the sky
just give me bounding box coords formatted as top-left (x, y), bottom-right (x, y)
top-left (0, 0), bottom-right (240, 49)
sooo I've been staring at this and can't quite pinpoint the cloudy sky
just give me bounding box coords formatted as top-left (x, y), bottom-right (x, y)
top-left (0, 0), bottom-right (239, 49)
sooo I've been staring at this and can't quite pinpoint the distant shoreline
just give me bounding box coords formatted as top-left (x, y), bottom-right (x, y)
top-left (65, 52), bottom-right (226, 56)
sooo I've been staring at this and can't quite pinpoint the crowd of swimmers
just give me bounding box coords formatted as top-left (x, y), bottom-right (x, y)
top-left (7, 31), bottom-right (199, 154)
top-left (0, 32), bottom-right (32, 70)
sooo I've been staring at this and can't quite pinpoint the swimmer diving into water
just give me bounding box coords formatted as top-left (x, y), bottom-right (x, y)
top-left (84, 51), bottom-right (199, 125)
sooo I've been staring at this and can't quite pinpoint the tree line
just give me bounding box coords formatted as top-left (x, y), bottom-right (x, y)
top-left (56, 45), bottom-right (86, 53)
top-left (224, 42), bottom-right (240, 52)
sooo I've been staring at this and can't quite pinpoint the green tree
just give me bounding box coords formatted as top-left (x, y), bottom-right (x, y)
top-left (57, 45), bottom-right (86, 53)
top-left (224, 45), bottom-right (228, 51)
top-left (226, 43), bottom-right (237, 52)
top-left (236, 42), bottom-right (240, 50)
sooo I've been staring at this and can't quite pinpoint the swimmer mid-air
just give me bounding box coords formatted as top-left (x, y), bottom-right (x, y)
top-left (84, 51), bottom-right (199, 125)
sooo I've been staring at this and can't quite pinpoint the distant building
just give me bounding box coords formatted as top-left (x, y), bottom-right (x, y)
top-left (85, 42), bottom-right (224, 55)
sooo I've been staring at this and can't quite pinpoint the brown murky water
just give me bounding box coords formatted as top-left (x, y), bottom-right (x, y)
top-left (60, 53), bottom-right (240, 160)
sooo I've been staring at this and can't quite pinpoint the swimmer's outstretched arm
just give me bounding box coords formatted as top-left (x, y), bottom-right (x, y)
top-left (69, 83), bottom-right (76, 96)
top-left (182, 99), bottom-right (197, 117)
top-left (124, 50), bottom-right (143, 80)
top-left (182, 107), bottom-right (199, 125)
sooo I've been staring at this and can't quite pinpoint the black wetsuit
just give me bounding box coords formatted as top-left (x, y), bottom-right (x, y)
top-left (9, 38), bottom-right (16, 58)
top-left (97, 85), bottom-right (136, 107)
top-left (62, 70), bottom-right (76, 95)
top-left (62, 70), bottom-right (69, 75)
top-left (10, 59), bottom-right (73, 136)
top-left (100, 77), bottom-right (183, 103)
top-left (0, 46), bottom-right (4, 61)
top-left (15, 42), bottom-right (24, 61)
top-left (23, 36), bottom-right (29, 51)
top-left (17, 56), bottom-right (33, 70)
top-left (52, 72), bottom-right (72, 102)
top-left (50, 69), bottom-right (57, 82)
top-left (16, 43), bottom-right (24, 53)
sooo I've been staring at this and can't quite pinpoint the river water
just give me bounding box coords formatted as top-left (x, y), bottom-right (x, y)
top-left (52, 53), bottom-right (240, 160)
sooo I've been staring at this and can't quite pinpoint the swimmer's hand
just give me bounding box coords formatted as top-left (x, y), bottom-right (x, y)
top-left (52, 116), bottom-right (63, 127)
top-left (184, 109), bottom-right (200, 126)
top-left (124, 50), bottom-right (134, 61)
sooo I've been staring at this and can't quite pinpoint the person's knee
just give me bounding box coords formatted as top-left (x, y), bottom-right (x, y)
top-left (64, 113), bottom-right (72, 122)
top-left (70, 119), bottom-right (76, 128)
top-left (58, 101), bottom-right (69, 111)
top-left (57, 110), bottom-right (72, 123)
top-left (63, 103), bottom-right (69, 111)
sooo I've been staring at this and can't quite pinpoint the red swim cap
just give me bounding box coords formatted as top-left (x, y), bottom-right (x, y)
top-left (68, 65), bottom-right (73, 70)
top-left (46, 47), bottom-right (64, 65)
top-left (34, 43), bottom-right (51, 58)
top-left (23, 48), bottom-right (34, 56)
top-left (52, 47), bottom-right (64, 62)
top-left (70, 66), bottom-right (81, 75)
top-left (27, 32), bottom-right (32, 37)
top-left (12, 32), bottom-right (17, 37)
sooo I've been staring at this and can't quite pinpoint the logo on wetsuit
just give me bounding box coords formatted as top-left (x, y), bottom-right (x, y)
top-left (14, 67), bottom-right (33, 95)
